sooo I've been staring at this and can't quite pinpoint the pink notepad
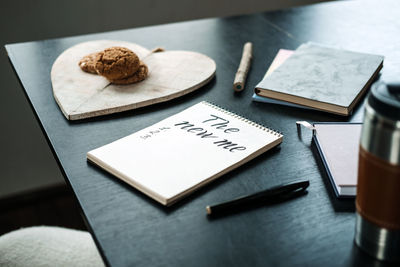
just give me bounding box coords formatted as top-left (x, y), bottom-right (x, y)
top-left (313, 123), bottom-right (362, 197)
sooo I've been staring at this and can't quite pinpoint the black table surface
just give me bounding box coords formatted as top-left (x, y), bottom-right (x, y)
top-left (5, 1), bottom-right (400, 266)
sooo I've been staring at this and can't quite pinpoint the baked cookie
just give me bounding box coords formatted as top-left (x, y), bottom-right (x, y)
top-left (95, 47), bottom-right (140, 80)
top-left (78, 52), bottom-right (100, 74)
top-left (109, 62), bottom-right (148, 85)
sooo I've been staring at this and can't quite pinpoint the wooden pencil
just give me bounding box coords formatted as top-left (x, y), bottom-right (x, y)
top-left (233, 42), bottom-right (253, 92)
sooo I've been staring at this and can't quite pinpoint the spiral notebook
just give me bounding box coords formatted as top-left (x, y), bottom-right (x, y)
top-left (87, 101), bottom-right (283, 206)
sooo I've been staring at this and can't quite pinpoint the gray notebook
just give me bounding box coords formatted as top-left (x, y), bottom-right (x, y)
top-left (255, 43), bottom-right (384, 116)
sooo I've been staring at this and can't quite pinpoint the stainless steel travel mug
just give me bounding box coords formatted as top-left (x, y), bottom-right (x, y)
top-left (355, 81), bottom-right (400, 261)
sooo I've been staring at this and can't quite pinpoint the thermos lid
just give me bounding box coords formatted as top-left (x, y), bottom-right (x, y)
top-left (368, 81), bottom-right (400, 120)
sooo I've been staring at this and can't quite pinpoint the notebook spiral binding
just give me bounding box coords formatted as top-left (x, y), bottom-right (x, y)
top-left (202, 101), bottom-right (283, 137)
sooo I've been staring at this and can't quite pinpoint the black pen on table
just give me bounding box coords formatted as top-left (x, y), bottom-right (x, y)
top-left (206, 180), bottom-right (310, 216)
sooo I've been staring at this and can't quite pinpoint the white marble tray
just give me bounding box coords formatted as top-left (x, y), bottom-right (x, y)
top-left (51, 40), bottom-right (216, 120)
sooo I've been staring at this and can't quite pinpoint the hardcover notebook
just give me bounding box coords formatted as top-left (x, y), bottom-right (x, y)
top-left (255, 43), bottom-right (384, 116)
top-left (87, 102), bottom-right (283, 206)
top-left (312, 123), bottom-right (362, 197)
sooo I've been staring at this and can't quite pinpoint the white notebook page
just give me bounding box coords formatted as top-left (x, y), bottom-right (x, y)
top-left (87, 102), bottom-right (282, 205)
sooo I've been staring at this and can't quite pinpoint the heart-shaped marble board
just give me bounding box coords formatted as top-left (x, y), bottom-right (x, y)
top-left (51, 40), bottom-right (216, 120)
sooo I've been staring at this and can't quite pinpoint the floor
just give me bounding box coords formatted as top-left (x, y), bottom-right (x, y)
top-left (0, 184), bottom-right (86, 236)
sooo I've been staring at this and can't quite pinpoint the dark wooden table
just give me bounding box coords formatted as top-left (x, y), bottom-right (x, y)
top-left (5, 1), bottom-right (399, 266)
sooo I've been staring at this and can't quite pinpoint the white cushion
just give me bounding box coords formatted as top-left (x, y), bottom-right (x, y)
top-left (0, 226), bottom-right (105, 267)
